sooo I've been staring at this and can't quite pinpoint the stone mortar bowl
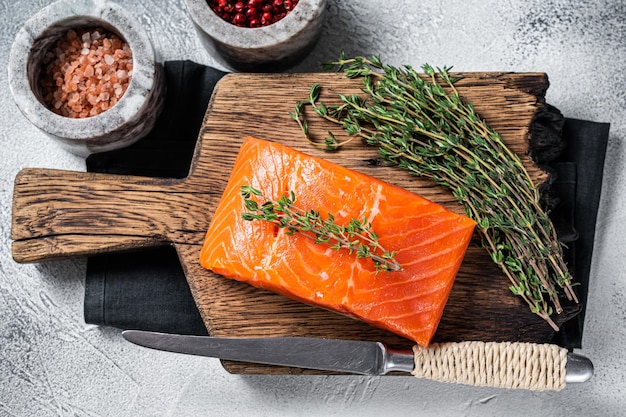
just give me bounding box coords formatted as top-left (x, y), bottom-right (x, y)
top-left (184, 0), bottom-right (326, 71)
top-left (8, 0), bottom-right (165, 156)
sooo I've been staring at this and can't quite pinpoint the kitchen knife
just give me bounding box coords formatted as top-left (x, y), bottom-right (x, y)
top-left (122, 330), bottom-right (593, 391)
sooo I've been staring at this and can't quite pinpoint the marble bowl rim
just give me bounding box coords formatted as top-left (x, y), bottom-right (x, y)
top-left (184, 0), bottom-right (325, 49)
top-left (7, 0), bottom-right (158, 140)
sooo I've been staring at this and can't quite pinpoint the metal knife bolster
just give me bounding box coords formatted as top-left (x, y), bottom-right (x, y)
top-left (121, 331), bottom-right (593, 390)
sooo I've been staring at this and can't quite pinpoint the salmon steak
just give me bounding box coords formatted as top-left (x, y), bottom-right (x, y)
top-left (200, 137), bottom-right (476, 346)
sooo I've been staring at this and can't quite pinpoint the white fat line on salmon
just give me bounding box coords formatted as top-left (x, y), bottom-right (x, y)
top-left (364, 184), bottom-right (385, 224)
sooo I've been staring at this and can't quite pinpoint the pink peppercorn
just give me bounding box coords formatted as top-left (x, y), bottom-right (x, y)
top-left (207, 0), bottom-right (298, 27)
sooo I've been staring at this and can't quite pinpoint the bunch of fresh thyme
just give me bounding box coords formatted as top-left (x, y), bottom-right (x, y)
top-left (240, 185), bottom-right (401, 273)
top-left (290, 55), bottom-right (577, 330)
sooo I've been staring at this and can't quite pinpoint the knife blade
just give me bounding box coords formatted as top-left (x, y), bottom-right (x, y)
top-left (122, 330), bottom-right (593, 391)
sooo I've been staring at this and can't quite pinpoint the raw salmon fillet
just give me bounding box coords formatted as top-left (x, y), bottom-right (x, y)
top-left (200, 137), bottom-right (476, 346)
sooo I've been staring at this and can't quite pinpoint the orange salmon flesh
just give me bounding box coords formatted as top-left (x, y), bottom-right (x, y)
top-left (200, 137), bottom-right (476, 346)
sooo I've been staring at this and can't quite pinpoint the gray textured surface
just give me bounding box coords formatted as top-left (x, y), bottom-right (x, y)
top-left (1, 0), bottom-right (625, 416)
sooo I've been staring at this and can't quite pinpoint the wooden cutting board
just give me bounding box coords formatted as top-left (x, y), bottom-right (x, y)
top-left (11, 72), bottom-right (579, 374)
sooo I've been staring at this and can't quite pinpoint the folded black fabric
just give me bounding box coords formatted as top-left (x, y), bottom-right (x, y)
top-left (85, 246), bottom-right (208, 335)
top-left (84, 61), bottom-right (225, 335)
top-left (85, 60), bottom-right (226, 179)
top-left (551, 119), bottom-right (609, 348)
top-left (84, 61), bottom-right (609, 348)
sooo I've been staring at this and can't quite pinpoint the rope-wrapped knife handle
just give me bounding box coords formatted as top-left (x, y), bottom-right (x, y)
top-left (412, 341), bottom-right (570, 391)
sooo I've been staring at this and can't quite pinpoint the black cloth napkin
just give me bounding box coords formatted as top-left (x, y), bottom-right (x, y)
top-left (84, 61), bottom-right (609, 349)
top-left (550, 119), bottom-right (609, 348)
top-left (84, 61), bottom-right (225, 336)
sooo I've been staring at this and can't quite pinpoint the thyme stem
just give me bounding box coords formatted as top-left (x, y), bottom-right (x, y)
top-left (240, 185), bottom-right (401, 273)
top-left (293, 55), bottom-right (577, 329)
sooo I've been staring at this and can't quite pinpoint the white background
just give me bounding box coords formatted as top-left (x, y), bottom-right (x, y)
top-left (1, 0), bottom-right (625, 416)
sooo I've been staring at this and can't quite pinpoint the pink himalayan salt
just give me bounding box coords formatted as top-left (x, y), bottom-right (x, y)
top-left (39, 27), bottom-right (133, 118)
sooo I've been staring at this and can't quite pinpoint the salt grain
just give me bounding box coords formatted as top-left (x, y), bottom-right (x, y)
top-left (39, 27), bottom-right (132, 118)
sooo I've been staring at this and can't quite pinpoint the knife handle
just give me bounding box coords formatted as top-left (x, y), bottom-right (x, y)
top-left (411, 341), bottom-right (571, 391)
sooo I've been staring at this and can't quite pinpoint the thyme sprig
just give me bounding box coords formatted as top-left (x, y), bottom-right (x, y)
top-left (240, 185), bottom-right (401, 273)
top-left (291, 55), bottom-right (577, 330)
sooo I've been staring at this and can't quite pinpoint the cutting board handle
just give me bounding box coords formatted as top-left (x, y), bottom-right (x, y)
top-left (11, 168), bottom-right (209, 263)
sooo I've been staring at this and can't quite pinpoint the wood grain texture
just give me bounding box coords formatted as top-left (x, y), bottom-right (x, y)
top-left (11, 72), bottom-right (578, 375)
